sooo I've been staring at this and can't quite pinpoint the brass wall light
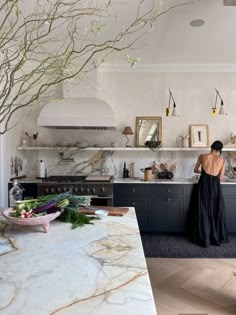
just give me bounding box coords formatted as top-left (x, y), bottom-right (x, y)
top-left (122, 126), bottom-right (134, 147)
top-left (166, 89), bottom-right (179, 117)
top-left (212, 89), bottom-right (228, 116)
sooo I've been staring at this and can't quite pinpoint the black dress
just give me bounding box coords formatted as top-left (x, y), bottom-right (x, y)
top-left (188, 168), bottom-right (229, 247)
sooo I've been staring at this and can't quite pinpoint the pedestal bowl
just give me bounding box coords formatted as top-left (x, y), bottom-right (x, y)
top-left (2, 208), bottom-right (62, 233)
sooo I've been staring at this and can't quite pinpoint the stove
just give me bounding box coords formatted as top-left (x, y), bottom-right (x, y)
top-left (41, 175), bottom-right (112, 183)
top-left (37, 175), bottom-right (114, 206)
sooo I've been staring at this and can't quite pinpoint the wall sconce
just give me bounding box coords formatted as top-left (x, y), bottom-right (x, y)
top-left (166, 89), bottom-right (179, 117)
top-left (122, 126), bottom-right (134, 147)
top-left (212, 89), bottom-right (228, 116)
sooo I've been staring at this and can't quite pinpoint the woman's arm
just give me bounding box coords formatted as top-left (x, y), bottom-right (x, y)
top-left (219, 159), bottom-right (225, 181)
top-left (194, 154), bottom-right (202, 174)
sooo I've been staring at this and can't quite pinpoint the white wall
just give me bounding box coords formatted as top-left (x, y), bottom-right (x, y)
top-left (98, 65), bottom-right (235, 146)
top-left (1, 64), bottom-right (236, 207)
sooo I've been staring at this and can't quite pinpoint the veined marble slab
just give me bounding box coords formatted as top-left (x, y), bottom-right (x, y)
top-left (0, 208), bottom-right (157, 315)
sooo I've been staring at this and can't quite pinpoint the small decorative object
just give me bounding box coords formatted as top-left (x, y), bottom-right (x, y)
top-left (21, 138), bottom-right (28, 146)
top-left (190, 124), bottom-right (209, 148)
top-left (3, 208), bottom-right (62, 233)
top-left (176, 136), bottom-right (184, 147)
top-left (95, 210), bottom-right (109, 219)
top-left (183, 135), bottom-right (190, 148)
top-left (166, 89), bottom-right (180, 117)
top-left (230, 133), bottom-right (235, 144)
top-left (136, 117), bottom-right (162, 147)
top-left (211, 89), bottom-right (228, 116)
top-left (123, 162), bottom-right (129, 178)
top-left (122, 126), bottom-right (134, 147)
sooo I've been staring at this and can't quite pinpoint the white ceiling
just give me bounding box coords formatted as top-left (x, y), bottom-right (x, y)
top-left (121, 0), bottom-right (236, 64)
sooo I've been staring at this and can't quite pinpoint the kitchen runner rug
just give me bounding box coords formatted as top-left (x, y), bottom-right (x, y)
top-left (141, 233), bottom-right (236, 258)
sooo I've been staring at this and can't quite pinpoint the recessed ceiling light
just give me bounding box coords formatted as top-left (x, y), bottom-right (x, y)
top-left (190, 19), bottom-right (205, 27)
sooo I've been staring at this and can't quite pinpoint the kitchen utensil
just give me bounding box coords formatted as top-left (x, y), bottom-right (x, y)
top-left (169, 165), bottom-right (176, 172)
top-left (130, 162), bottom-right (135, 178)
top-left (159, 163), bottom-right (166, 171)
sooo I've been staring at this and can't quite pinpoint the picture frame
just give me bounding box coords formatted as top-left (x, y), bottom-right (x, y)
top-left (190, 124), bottom-right (209, 148)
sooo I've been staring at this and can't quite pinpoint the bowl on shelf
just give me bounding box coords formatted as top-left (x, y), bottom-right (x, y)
top-left (2, 208), bottom-right (62, 233)
top-left (95, 210), bottom-right (109, 219)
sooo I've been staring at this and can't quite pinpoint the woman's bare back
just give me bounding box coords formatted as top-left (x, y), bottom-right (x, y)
top-left (201, 153), bottom-right (225, 176)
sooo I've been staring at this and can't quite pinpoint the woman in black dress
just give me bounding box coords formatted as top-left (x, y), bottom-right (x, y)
top-left (189, 140), bottom-right (229, 247)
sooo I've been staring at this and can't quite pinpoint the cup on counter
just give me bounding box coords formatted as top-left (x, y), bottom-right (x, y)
top-left (140, 167), bottom-right (152, 181)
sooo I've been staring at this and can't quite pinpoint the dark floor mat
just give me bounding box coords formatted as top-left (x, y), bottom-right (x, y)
top-left (141, 233), bottom-right (236, 258)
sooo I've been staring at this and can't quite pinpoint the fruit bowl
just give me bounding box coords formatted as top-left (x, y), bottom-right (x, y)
top-left (2, 208), bottom-right (62, 233)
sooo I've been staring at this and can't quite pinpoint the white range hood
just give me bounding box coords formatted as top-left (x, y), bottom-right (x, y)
top-left (37, 98), bottom-right (116, 130)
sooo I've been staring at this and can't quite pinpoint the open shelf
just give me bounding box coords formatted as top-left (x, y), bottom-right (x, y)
top-left (17, 146), bottom-right (236, 152)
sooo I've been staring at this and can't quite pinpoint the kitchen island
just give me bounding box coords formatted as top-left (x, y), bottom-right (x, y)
top-left (0, 208), bottom-right (157, 315)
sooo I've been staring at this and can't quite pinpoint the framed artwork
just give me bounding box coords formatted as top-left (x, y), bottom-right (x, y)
top-left (190, 124), bottom-right (209, 148)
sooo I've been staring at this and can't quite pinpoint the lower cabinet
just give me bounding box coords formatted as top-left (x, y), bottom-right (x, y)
top-left (154, 197), bottom-right (184, 232)
top-left (113, 183), bottom-right (193, 232)
top-left (114, 197), bottom-right (155, 231)
top-left (114, 183), bottom-right (236, 233)
top-left (221, 185), bottom-right (236, 232)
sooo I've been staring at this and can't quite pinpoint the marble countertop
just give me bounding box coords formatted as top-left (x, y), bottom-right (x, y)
top-left (10, 177), bottom-right (236, 185)
top-left (0, 208), bottom-right (157, 315)
top-left (114, 178), bottom-right (236, 185)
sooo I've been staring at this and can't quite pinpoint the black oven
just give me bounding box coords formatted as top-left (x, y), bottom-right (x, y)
top-left (9, 176), bottom-right (114, 207)
top-left (36, 175), bottom-right (113, 207)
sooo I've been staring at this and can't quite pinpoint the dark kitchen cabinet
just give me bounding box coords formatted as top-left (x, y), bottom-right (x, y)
top-left (154, 196), bottom-right (184, 232)
top-left (221, 185), bottom-right (236, 232)
top-left (153, 184), bottom-right (185, 232)
top-left (113, 184), bottom-right (155, 231)
top-left (113, 183), bottom-right (189, 232)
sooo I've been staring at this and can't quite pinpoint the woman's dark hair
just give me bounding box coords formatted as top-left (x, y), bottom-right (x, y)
top-left (211, 140), bottom-right (223, 155)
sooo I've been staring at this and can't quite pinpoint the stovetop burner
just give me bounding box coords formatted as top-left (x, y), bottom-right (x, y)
top-left (43, 176), bottom-right (86, 182)
top-left (42, 175), bottom-right (113, 183)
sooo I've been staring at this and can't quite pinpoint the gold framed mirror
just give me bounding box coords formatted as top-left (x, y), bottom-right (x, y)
top-left (136, 116), bottom-right (162, 147)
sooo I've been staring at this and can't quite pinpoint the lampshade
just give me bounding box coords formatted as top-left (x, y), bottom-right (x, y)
top-left (122, 126), bottom-right (134, 135)
top-left (166, 89), bottom-right (179, 117)
top-left (212, 89), bottom-right (228, 116)
top-left (122, 126), bottom-right (134, 147)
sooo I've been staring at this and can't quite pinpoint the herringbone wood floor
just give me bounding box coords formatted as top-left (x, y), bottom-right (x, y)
top-left (146, 258), bottom-right (236, 315)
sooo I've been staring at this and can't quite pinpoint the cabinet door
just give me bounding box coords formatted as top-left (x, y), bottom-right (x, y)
top-left (221, 185), bottom-right (236, 232)
top-left (155, 197), bottom-right (184, 232)
top-left (113, 196), bottom-right (155, 232)
top-left (223, 197), bottom-right (236, 232)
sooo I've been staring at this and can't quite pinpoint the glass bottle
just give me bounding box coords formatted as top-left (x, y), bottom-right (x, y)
top-left (9, 179), bottom-right (23, 207)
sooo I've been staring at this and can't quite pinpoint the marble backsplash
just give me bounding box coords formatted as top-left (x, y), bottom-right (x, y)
top-left (19, 149), bottom-right (207, 180)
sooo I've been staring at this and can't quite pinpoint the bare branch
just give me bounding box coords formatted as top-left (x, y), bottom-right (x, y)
top-left (0, 0), bottom-right (195, 134)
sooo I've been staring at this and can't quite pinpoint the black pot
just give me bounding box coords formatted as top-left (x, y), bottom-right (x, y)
top-left (166, 172), bottom-right (174, 179)
top-left (158, 172), bottom-right (166, 179)
top-left (158, 171), bottom-right (174, 179)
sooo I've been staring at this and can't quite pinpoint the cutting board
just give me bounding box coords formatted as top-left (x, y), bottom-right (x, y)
top-left (79, 206), bottom-right (129, 216)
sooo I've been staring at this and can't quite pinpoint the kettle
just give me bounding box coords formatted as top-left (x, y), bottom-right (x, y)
top-left (140, 167), bottom-right (152, 181)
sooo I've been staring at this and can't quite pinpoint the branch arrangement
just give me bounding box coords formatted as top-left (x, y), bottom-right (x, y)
top-left (0, 0), bottom-right (195, 134)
